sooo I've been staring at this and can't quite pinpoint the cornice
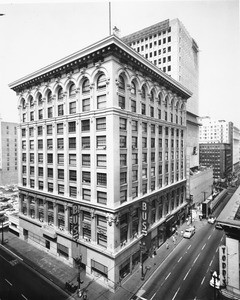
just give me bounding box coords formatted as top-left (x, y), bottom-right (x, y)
top-left (9, 35), bottom-right (192, 100)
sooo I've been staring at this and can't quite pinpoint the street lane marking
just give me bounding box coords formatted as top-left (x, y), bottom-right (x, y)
top-left (165, 272), bottom-right (171, 280)
top-left (209, 259), bottom-right (213, 266)
top-left (21, 295), bottom-right (28, 300)
top-left (183, 269), bottom-right (191, 280)
top-left (208, 234), bottom-right (211, 240)
top-left (202, 243), bottom-right (206, 250)
top-left (201, 276), bottom-right (205, 285)
top-left (178, 257), bottom-right (182, 263)
top-left (172, 287), bottom-right (180, 300)
top-left (187, 245), bottom-right (192, 250)
top-left (5, 279), bottom-right (12, 286)
top-left (150, 292), bottom-right (156, 300)
top-left (193, 253), bottom-right (200, 265)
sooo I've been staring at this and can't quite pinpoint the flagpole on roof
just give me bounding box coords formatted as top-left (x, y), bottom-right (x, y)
top-left (109, 2), bottom-right (112, 35)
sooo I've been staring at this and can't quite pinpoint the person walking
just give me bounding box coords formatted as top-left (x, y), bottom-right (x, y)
top-left (166, 242), bottom-right (169, 250)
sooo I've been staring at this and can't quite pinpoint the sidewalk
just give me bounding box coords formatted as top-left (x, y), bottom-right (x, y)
top-left (1, 211), bottom-right (206, 300)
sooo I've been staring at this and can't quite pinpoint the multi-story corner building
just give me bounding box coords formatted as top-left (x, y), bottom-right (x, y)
top-left (199, 143), bottom-right (232, 179)
top-left (9, 35), bottom-right (191, 290)
top-left (217, 185), bottom-right (240, 299)
top-left (0, 118), bottom-right (18, 186)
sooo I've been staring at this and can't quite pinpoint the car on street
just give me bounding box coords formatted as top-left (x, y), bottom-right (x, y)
top-left (183, 226), bottom-right (195, 239)
top-left (215, 222), bottom-right (223, 230)
top-left (208, 215), bottom-right (216, 224)
top-left (209, 271), bottom-right (220, 289)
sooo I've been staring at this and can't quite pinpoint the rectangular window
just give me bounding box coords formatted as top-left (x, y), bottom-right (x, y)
top-left (47, 139), bottom-right (53, 150)
top-left (58, 169), bottom-right (64, 180)
top-left (97, 191), bottom-right (107, 205)
top-left (132, 136), bottom-right (138, 148)
top-left (48, 168), bottom-right (53, 178)
top-left (120, 136), bottom-right (127, 148)
top-left (82, 119), bottom-right (90, 131)
top-left (47, 153), bottom-right (53, 163)
top-left (97, 155), bottom-right (106, 167)
top-left (142, 103), bottom-right (146, 115)
top-left (58, 154), bottom-right (64, 165)
top-left (57, 123), bottom-right (63, 134)
top-left (120, 118), bottom-right (127, 130)
top-left (38, 167), bottom-right (43, 177)
top-left (38, 126), bottom-right (43, 136)
top-left (47, 125), bottom-right (52, 135)
top-left (96, 118), bottom-right (106, 130)
top-left (38, 153), bottom-right (43, 163)
top-left (82, 189), bottom-right (91, 201)
top-left (38, 109), bottom-right (43, 120)
top-left (69, 154), bottom-right (76, 166)
top-left (131, 100), bottom-right (136, 113)
top-left (68, 121), bottom-right (76, 133)
top-left (82, 171), bottom-right (91, 184)
top-left (29, 140), bottom-right (34, 150)
top-left (97, 173), bottom-right (107, 186)
top-left (38, 140), bottom-right (43, 149)
top-left (58, 104), bottom-right (64, 116)
top-left (48, 107), bottom-right (53, 118)
top-left (120, 190), bottom-right (127, 204)
top-left (119, 95), bottom-right (125, 109)
top-left (132, 170), bottom-right (138, 181)
top-left (69, 170), bottom-right (77, 181)
top-left (82, 98), bottom-right (90, 111)
top-left (132, 186), bottom-right (138, 199)
top-left (69, 101), bottom-right (76, 114)
top-left (132, 153), bottom-right (138, 164)
top-left (82, 154), bottom-right (90, 166)
top-left (132, 120), bottom-right (138, 131)
top-left (120, 172), bottom-right (127, 185)
top-left (97, 95), bottom-right (106, 109)
top-left (48, 182), bottom-right (53, 193)
top-left (82, 137), bottom-right (90, 149)
top-left (120, 154), bottom-right (127, 166)
top-left (69, 186), bottom-right (77, 198)
top-left (57, 138), bottom-right (64, 149)
top-left (30, 111), bottom-right (34, 121)
top-left (96, 136), bottom-right (106, 149)
top-left (69, 137), bottom-right (76, 149)
top-left (58, 184), bottom-right (64, 195)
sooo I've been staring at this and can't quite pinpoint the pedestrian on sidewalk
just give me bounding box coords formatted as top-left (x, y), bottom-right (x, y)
top-left (172, 235), bottom-right (176, 245)
top-left (181, 230), bottom-right (184, 236)
top-left (166, 242), bottom-right (169, 250)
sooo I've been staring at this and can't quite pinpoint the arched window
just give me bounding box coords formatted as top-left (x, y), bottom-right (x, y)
top-left (118, 75), bottom-right (125, 90)
top-left (69, 83), bottom-right (76, 97)
top-left (131, 82), bottom-right (136, 95)
top-left (158, 94), bottom-right (162, 105)
top-left (29, 96), bottom-right (34, 107)
top-left (38, 94), bottom-right (43, 105)
top-left (171, 99), bottom-right (174, 110)
top-left (97, 74), bottom-right (106, 90)
top-left (141, 86), bottom-right (146, 99)
top-left (57, 87), bottom-right (63, 101)
top-left (47, 90), bottom-right (52, 103)
top-left (150, 90), bottom-right (154, 102)
top-left (165, 96), bottom-right (168, 108)
top-left (21, 98), bottom-right (26, 109)
top-left (82, 78), bottom-right (90, 93)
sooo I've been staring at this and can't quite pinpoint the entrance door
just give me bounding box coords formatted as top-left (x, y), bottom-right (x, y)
top-left (45, 240), bottom-right (50, 249)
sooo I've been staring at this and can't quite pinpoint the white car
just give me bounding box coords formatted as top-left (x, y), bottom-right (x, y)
top-left (210, 271), bottom-right (220, 289)
top-left (208, 216), bottom-right (216, 224)
top-left (183, 227), bottom-right (195, 239)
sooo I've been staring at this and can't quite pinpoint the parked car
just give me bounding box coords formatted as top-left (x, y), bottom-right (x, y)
top-left (215, 222), bottom-right (223, 230)
top-left (183, 227), bottom-right (195, 239)
top-left (209, 271), bottom-right (220, 289)
top-left (208, 215), bottom-right (216, 224)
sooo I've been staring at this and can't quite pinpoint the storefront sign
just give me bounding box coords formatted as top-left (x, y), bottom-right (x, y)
top-left (72, 204), bottom-right (79, 241)
top-left (219, 245), bottom-right (228, 286)
top-left (141, 201), bottom-right (148, 236)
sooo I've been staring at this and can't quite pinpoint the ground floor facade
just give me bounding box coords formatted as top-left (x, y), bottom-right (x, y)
top-left (18, 181), bottom-right (188, 291)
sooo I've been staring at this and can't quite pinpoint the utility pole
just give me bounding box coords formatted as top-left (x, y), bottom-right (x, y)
top-left (0, 212), bottom-right (4, 245)
top-left (139, 239), bottom-right (146, 280)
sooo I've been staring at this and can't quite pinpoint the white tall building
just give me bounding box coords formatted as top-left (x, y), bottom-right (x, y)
top-left (9, 35), bottom-right (191, 290)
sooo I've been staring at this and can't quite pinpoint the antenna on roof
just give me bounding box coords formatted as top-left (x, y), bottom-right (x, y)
top-left (109, 2), bottom-right (112, 35)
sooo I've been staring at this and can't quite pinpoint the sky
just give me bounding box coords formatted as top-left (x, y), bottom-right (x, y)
top-left (0, 0), bottom-right (239, 126)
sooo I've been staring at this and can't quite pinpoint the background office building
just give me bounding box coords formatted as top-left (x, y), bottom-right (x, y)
top-left (9, 35), bottom-right (191, 290)
top-left (199, 143), bottom-right (232, 179)
top-left (123, 19), bottom-right (213, 208)
top-left (0, 118), bottom-right (18, 186)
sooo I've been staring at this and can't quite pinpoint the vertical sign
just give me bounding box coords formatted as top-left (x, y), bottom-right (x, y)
top-left (219, 245), bottom-right (228, 286)
top-left (72, 204), bottom-right (79, 241)
top-left (141, 201), bottom-right (148, 236)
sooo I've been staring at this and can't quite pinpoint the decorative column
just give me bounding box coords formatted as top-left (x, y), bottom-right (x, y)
top-left (53, 202), bottom-right (58, 227)
top-left (64, 204), bottom-right (69, 232)
top-left (34, 196), bottom-right (38, 219)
